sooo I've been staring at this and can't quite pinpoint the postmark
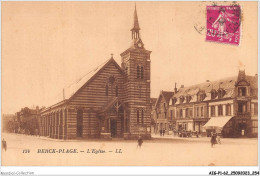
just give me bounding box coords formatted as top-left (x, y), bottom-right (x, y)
top-left (206, 5), bottom-right (241, 45)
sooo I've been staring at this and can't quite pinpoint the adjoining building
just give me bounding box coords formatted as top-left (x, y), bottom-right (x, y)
top-left (39, 6), bottom-right (152, 140)
top-left (154, 70), bottom-right (258, 137)
top-left (154, 91), bottom-right (174, 135)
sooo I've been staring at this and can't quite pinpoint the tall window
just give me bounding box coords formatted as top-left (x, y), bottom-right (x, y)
top-left (141, 110), bottom-right (144, 124)
top-left (238, 87), bottom-right (247, 96)
top-left (201, 107), bottom-right (204, 117)
top-left (140, 66), bottom-right (144, 79)
top-left (189, 109), bottom-right (193, 118)
top-left (106, 85), bottom-right (108, 96)
top-left (211, 106), bottom-right (215, 116)
top-left (185, 108), bottom-right (189, 118)
top-left (254, 103), bottom-right (258, 115)
top-left (137, 66), bottom-right (140, 78)
top-left (139, 86), bottom-right (142, 98)
top-left (196, 107), bottom-right (199, 117)
top-left (226, 104), bottom-right (231, 115)
top-left (218, 105), bottom-right (223, 116)
top-left (77, 109), bottom-right (83, 137)
top-left (115, 85), bottom-right (118, 97)
top-left (180, 109), bottom-right (183, 118)
top-left (170, 110), bottom-right (173, 120)
top-left (238, 102), bottom-right (247, 113)
top-left (137, 110), bottom-right (140, 124)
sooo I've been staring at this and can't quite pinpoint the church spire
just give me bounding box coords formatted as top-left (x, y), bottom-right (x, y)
top-left (131, 4), bottom-right (140, 39)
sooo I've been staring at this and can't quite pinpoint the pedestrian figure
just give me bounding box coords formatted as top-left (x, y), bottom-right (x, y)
top-left (162, 129), bottom-right (165, 136)
top-left (217, 134), bottom-right (221, 144)
top-left (210, 133), bottom-right (217, 148)
top-left (159, 129), bottom-right (162, 136)
top-left (2, 138), bottom-right (7, 151)
top-left (137, 135), bottom-right (143, 149)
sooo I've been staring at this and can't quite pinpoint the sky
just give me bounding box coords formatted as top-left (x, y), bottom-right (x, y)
top-left (2, 1), bottom-right (258, 114)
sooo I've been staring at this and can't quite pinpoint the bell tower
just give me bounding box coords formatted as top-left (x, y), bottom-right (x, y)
top-left (121, 5), bottom-right (152, 139)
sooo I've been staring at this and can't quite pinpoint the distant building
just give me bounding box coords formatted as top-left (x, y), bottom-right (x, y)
top-left (2, 114), bottom-right (16, 133)
top-left (154, 70), bottom-right (258, 137)
top-left (150, 98), bottom-right (157, 134)
top-left (39, 6), bottom-right (152, 140)
top-left (154, 91), bottom-right (174, 134)
top-left (17, 106), bottom-right (40, 135)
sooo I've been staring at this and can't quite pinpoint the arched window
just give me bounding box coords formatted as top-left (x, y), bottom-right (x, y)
top-left (141, 110), bottom-right (144, 124)
top-left (137, 110), bottom-right (140, 124)
top-left (77, 109), bottom-right (83, 137)
top-left (106, 85), bottom-right (108, 96)
top-left (141, 66), bottom-right (144, 79)
top-left (137, 66), bottom-right (140, 78)
top-left (115, 85), bottom-right (118, 97)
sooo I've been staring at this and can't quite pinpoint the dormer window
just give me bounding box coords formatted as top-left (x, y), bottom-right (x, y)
top-left (172, 98), bottom-right (177, 105)
top-left (180, 96), bottom-right (184, 104)
top-left (198, 93), bottom-right (206, 102)
top-left (186, 96), bottom-right (192, 103)
top-left (238, 87), bottom-right (247, 96)
top-left (218, 89), bottom-right (225, 99)
top-left (211, 90), bottom-right (217, 100)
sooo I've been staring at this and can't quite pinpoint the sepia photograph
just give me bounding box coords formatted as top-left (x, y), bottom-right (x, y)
top-left (0, 0), bottom-right (259, 173)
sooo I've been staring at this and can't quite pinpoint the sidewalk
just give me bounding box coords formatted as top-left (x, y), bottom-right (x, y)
top-left (151, 133), bottom-right (258, 144)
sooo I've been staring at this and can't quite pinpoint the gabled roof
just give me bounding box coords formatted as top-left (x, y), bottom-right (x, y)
top-left (173, 76), bottom-right (237, 99)
top-left (150, 98), bottom-right (157, 106)
top-left (162, 91), bottom-right (174, 103)
top-left (173, 74), bottom-right (258, 100)
top-left (43, 58), bottom-right (124, 110)
top-left (99, 97), bottom-right (127, 114)
top-left (155, 91), bottom-right (174, 108)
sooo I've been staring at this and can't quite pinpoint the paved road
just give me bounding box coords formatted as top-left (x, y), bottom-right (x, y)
top-left (1, 133), bottom-right (258, 166)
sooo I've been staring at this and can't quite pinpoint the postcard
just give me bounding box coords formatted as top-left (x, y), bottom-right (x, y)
top-left (1, 1), bottom-right (258, 170)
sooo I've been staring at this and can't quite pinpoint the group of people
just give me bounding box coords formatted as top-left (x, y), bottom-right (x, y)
top-left (210, 132), bottom-right (221, 147)
top-left (159, 129), bottom-right (166, 136)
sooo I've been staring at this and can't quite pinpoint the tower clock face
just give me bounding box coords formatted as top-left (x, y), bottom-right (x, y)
top-left (137, 43), bottom-right (142, 48)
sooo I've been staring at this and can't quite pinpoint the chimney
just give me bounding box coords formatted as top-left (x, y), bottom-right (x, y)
top-left (174, 82), bottom-right (178, 93)
top-left (181, 85), bottom-right (184, 88)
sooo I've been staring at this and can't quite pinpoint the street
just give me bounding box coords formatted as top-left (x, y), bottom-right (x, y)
top-left (1, 133), bottom-right (258, 166)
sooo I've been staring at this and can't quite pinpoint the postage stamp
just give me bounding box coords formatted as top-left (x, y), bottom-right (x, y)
top-left (206, 5), bottom-right (241, 45)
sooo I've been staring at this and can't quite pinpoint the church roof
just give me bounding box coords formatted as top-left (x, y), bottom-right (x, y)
top-left (43, 58), bottom-right (123, 111)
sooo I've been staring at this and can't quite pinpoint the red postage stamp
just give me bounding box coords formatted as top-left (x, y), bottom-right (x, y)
top-left (206, 5), bottom-right (241, 45)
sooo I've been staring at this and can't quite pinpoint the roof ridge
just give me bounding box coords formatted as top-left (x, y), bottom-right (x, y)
top-left (65, 58), bottom-right (111, 89)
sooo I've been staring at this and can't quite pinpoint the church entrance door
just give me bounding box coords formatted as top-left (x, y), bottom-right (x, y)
top-left (110, 120), bottom-right (117, 138)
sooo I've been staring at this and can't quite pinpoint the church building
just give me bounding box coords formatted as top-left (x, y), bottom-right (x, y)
top-left (39, 6), bottom-right (152, 140)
